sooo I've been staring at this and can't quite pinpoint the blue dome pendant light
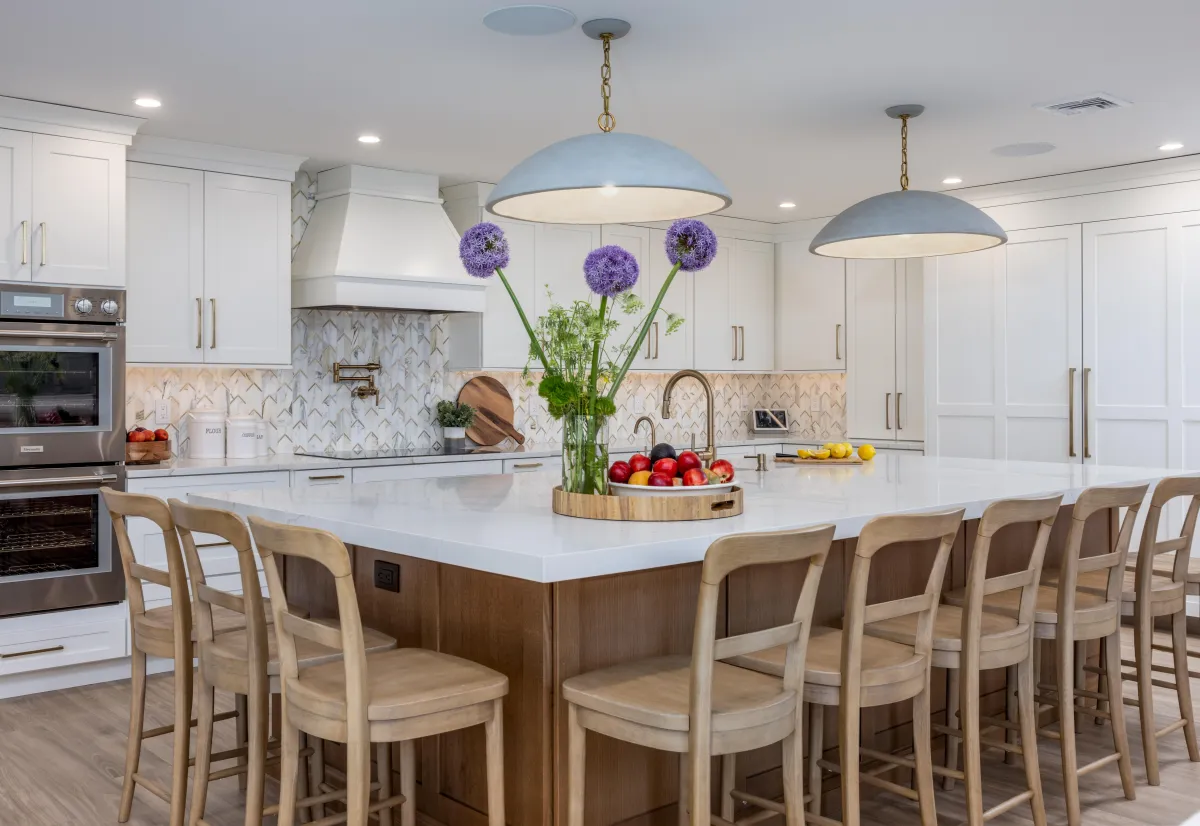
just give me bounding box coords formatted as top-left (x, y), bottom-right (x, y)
top-left (486, 19), bottom-right (732, 224)
top-left (810, 105), bottom-right (1007, 258)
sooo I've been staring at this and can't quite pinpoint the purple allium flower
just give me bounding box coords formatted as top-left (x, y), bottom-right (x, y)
top-left (583, 245), bottom-right (640, 297)
top-left (459, 222), bottom-right (510, 278)
top-left (665, 218), bottom-right (718, 272)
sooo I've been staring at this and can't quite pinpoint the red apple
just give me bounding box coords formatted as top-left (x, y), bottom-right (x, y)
top-left (154, 429), bottom-right (170, 442)
top-left (608, 461), bottom-right (632, 484)
top-left (677, 450), bottom-right (702, 473)
top-left (709, 459), bottom-right (735, 483)
top-left (629, 453), bottom-right (652, 473)
top-left (126, 430), bottom-right (136, 442)
top-left (647, 472), bottom-right (673, 487)
top-left (652, 457), bottom-right (679, 478)
top-left (682, 468), bottom-right (707, 486)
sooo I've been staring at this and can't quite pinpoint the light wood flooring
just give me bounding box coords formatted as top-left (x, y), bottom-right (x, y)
top-left (0, 630), bottom-right (1199, 826)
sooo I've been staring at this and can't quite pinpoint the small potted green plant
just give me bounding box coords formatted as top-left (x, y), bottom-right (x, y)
top-left (436, 400), bottom-right (476, 441)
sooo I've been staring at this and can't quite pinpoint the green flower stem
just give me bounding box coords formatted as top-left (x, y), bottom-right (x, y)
top-left (588, 295), bottom-right (608, 416)
top-left (495, 267), bottom-right (552, 373)
top-left (606, 262), bottom-right (682, 400)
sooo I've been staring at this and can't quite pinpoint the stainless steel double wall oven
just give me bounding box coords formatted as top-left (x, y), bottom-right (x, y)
top-left (0, 284), bottom-right (126, 616)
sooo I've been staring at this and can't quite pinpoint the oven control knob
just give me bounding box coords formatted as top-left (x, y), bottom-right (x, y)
top-left (100, 299), bottom-right (119, 316)
top-left (73, 298), bottom-right (93, 315)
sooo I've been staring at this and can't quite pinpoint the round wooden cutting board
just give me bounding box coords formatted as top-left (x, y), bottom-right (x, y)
top-left (458, 376), bottom-right (526, 446)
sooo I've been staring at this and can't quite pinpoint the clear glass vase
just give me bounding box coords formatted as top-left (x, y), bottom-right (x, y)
top-left (561, 414), bottom-right (610, 495)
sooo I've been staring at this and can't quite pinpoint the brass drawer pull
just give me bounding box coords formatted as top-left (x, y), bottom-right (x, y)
top-left (2, 644), bottom-right (65, 660)
top-left (512, 462), bottom-right (543, 470)
top-left (307, 474), bottom-right (346, 482)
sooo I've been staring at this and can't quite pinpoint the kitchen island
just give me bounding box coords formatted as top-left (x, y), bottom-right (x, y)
top-left (193, 455), bottom-right (1181, 826)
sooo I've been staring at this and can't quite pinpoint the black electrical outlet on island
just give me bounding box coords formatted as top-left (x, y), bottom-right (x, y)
top-left (374, 560), bottom-right (401, 592)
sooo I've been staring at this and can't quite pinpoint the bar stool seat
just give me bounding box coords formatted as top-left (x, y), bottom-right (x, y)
top-left (946, 584), bottom-right (1113, 633)
top-left (288, 647), bottom-right (507, 723)
top-left (563, 655), bottom-right (794, 742)
top-left (866, 606), bottom-right (1025, 667)
top-left (204, 620), bottom-right (397, 682)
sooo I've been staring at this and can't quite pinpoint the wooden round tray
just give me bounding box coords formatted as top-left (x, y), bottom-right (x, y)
top-left (552, 485), bottom-right (743, 522)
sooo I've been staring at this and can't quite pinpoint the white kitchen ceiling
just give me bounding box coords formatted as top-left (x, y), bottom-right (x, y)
top-left (2, 0), bottom-right (1198, 222)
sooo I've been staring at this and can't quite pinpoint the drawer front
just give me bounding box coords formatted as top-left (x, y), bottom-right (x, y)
top-left (503, 457), bottom-right (563, 475)
top-left (351, 460), bottom-right (504, 485)
top-left (0, 617), bottom-right (126, 676)
top-left (292, 468), bottom-right (351, 488)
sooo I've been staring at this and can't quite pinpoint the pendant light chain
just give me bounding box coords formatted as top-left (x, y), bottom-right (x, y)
top-left (598, 33), bottom-right (616, 132)
top-left (899, 114), bottom-right (910, 191)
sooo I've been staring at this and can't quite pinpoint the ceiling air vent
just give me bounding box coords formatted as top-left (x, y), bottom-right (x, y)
top-left (1036, 93), bottom-right (1131, 116)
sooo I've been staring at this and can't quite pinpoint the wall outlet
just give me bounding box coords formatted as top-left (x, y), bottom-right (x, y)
top-left (155, 400), bottom-right (172, 425)
top-left (374, 560), bottom-right (401, 593)
top-left (809, 394), bottom-right (822, 413)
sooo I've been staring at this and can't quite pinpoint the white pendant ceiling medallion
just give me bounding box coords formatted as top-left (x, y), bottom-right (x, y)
top-left (810, 105), bottom-right (1007, 259)
top-left (486, 18), bottom-right (732, 224)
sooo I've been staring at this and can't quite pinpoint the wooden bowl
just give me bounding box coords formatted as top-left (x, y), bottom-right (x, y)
top-left (126, 439), bottom-right (171, 465)
top-left (552, 486), bottom-right (743, 522)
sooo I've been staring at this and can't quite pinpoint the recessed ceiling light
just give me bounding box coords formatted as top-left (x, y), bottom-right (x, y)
top-left (1160, 142), bottom-right (1184, 152)
top-left (779, 201), bottom-right (796, 209)
top-left (942, 177), bottom-right (963, 185)
top-left (134, 97), bottom-right (161, 108)
top-left (358, 135), bottom-right (381, 144)
top-left (483, 5), bottom-right (576, 35)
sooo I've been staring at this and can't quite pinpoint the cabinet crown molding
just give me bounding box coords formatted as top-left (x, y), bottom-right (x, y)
top-left (0, 95), bottom-right (144, 144)
top-left (128, 136), bottom-right (306, 181)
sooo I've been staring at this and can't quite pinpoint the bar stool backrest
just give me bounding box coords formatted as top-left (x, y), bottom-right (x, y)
top-left (1055, 484), bottom-right (1149, 622)
top-left (101, 487), bottom-right (191, 648)
top-left (1135, 476), bottom-right (1200, 592)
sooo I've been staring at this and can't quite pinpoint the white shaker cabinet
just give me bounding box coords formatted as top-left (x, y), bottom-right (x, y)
top-left (846, 258), bottom-right (922, 441)
top-left (774, 241), bottom-right (845, 371)
top-left (644, 227), bottom-right (691, 370)
top-left (0, 129), bottom-right (31, 282)
top-left (600, 224), bottom-right (653, 369)
top-left (534, 223), bottom-right (602, 315)
top-left (125, 163), bottom-right (292, 367)
top-left (693, 237), bottom-right (775, 371)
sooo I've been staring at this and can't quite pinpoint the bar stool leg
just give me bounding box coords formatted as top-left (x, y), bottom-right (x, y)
top-left (346, 735), bottom-right (371, 826)
top-left (943, 668), bottom-right (960, 789)
top-left (1134, 603), bottom-right (1161, 785)
top-left (235, 693), bottom-right (248, 791)
top-left (840, 696), bottom-right (862, 826)
top-left (400, 739), bottom-right (416, 826)
top-left (1095, 638), bottom-right (1109, 726)
top-left (912, 685), bottom-right (938, 826)
top-left (782, 729), bottom-right (804, 826)
top-left (1074, 641), bottom-right (1088, 728)
top-left (168, 658), bottom-right (194, 826)
top-left (277, 716), bottom-right (301, 826)
top-left (297, 734), bottom-right (311, 824)
top-left (376, 742), bottom-right (394, 826)
top-left (718, 755), bottom-right (735, 822)
top-left (243, 685), bottom-right (269, 826)
top-left (1005, 664), bottom-right (1020, 763)
top-left (1103, 628), bottom-right (1136, 800)
top-left (309, 737), bottom-right (327, 820)
top-left (189, 680), bottom-right (216, 826)
top-left (1016, 656), bottom-right (1048, 826)
top-left (1172, 611), bottom-right (1200, 761)
top-left (807, 703), bottom-right (823, 817)
top-left (678, 753), bottom-right (689, 826)
top-left (119, 648), bottom-right (147, 822)
top-left (567, 704), bottom-right (586, 826)
top-left (960, 666), bottom-right (984, 826)
top-left (1057, 635), bottom-right (1082, 826)
top-left (484, 698), bottom-right (506, 826)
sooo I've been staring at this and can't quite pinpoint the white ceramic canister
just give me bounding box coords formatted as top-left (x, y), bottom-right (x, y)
top-left (226, 416), bottom-right (260, 459)
top-left (187, 407), bottom-right (227, 459)
top-left (254, 420), bottom-right (268, 456)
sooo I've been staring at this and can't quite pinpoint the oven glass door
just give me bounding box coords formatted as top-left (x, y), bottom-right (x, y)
top-left (0, 344), bottom-right (110, 433)
top-left (0, 488), bottom-right (107, 582)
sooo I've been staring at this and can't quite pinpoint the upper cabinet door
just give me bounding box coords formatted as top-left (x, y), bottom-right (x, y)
top-left (692, 235), bottom-right (735, 371)
top-left (733, 239), bottom-right (774, 370)
top-left (895, 259), bottom-right (924, 441)
top-left (600, 225), bottom-right (655, 369)
top-left (126, 163), bottom-right (205, 363)
top-left (775, 241), bottom-right (844, 371)
top-left (0, 129), bottom-right (31, 282)
top-left (646, 228), bottom-right (691, 370)
top-left (30, 134), bottom-right (124, 286)
top-left (533, 224), bottom-right (601, 317)
top-left (846, 259), bottom-right (898, 440)
top-left (203, 173), bottom-right (291, 366)
top-left (484, 217), bottom-right (538, 369)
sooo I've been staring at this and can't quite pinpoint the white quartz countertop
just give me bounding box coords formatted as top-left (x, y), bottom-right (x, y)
top-left (190, 454), bottom-right (1179, 584)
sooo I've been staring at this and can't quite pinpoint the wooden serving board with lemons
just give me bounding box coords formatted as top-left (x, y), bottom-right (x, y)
top-left (775, 442), bottom-right (876, 465)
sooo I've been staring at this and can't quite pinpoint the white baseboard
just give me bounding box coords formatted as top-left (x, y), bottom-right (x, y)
top-left (0, 653), bottom-right (176, 701)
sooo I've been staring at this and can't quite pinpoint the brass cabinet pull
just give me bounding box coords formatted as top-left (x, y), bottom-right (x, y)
top-left (307, 474), bottom-right (346, 482)
top-left (195, 298), bottom-right (202, 349)
top-left (739, 326), bottom-right (746, 361)
top-left (1068, 367), bottom-right (1077, 457)
top-left (645, 327), bottom-right (652, 359)
top-left (2, 644), bottom-right (64, 660)
top-left (39, 222), bottom-right (46, 266)
top-left (653, 321), bottom-right (659, 359)
top-left (20, 221), bottom-right (27, 265)
top-left (732, 326), bottom-right (738, 361)
top-left (835, 323), bottom-right (842, 361)
top-left (209, 298), bottom-right (216, 348)
top-left (885, 392), bottom-right (892, 430)
top-left (512, 462), bottom-right (543, 470)
top-left (1083, 367), bottom-right (1092, 459)
top-left (896, 392), bottom-right (903, 431)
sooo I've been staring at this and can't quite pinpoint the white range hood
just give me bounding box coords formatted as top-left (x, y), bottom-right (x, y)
top-left (292, 165), bottom-right (486, 312)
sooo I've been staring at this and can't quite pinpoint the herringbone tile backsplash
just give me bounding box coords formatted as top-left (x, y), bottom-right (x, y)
top-left (127, 310), bottom-right (846, 456)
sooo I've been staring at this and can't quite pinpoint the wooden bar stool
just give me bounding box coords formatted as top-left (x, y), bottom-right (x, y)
top-left (722, 509), bottom-right (964, 826)
top-left (170, 500), bottom-right (398, 826)
top-left (250, 515), bottom-right (509, 826)
top-left (979, 484), bottom-right (1145, 826)
top-left (104, 488), bottom-right (245, 826)
top-left (883, 494), bottom-right (1062, 826)
top-left (563, 524), bottom-right (835, 826)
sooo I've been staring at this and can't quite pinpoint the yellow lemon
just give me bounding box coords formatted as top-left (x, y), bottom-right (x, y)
top-left (843, 442), bottom-right (853, 455)
top-left (830, 443), bottom-right (847, 459)
top-left (823, 442), bottom-right (836, 451)
top-left (812, 448), bottom-right (831, 460)
top-left (857, 444), bottom-right (876, 461)
top-left (797, 448), bottom-right (813, 459)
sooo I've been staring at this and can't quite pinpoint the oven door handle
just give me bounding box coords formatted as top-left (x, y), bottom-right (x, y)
top-left (0, 329), bottom-right (118, 342)
top-left (0, 474), bottom-right (119, 488)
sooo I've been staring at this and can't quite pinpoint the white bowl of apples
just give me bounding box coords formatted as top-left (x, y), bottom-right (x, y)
top-left (607, 444), bottom-right (736, 497)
